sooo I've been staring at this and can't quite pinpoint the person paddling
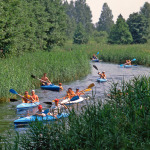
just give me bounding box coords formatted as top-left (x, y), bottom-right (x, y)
top-left (92, 54), bottom-right (98, 60)
top-left (59, 83), bottom-right (63, 91)
top-left (48, 99), bottom-right (67, 119)
top-left (31, 90), bottom-right (39, 103)
top-left (75, 88), bottom-right (84, 97)
top-left (98, 71), bottom-right (106, 79)
top-left (36, 105), bottom-right (46, 117)
top-left (22, 91), bottom-right (31, 103)
top-left (41, 73), bottom-right (51, 85)
top-left (125, 60), bottom-right (131, 65)
top-left (64, 88), bottom-right (76, 100)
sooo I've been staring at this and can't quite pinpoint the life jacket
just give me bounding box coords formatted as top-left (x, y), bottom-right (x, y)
top-left (22, 95), bottom-right (30, 103)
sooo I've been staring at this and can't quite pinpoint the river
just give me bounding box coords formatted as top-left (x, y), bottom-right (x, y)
top-left (0, 62), bottom-right (150, 135)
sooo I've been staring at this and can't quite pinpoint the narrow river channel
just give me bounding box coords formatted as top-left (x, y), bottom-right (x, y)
top-left (0, 62), bottom-right (150, 135)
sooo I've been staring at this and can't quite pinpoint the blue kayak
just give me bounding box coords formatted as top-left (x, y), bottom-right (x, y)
top-left (41, 84), bottom-right (60, 91)
top-left (124, 65), bottom-right (132, 68)
top-left (14, 112), bottom-right (69, 125)
top-left (97, 78), bottom-right (107, 82)
top-left (92, 59), bottom-right (99, 62)
top-left (17, 102), bottom-right (40, 109)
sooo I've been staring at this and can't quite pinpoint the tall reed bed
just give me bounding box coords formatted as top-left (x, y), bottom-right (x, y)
top-left (0, 50), bottom-right (90, 102)
top-left (2, 76), bottom-right (150, 149)
top-left (64, 42), bottom-right (150, 66)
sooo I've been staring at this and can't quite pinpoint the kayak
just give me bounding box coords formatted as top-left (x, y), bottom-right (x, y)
top-left (14, 112), bottom-right (69, 125)
top-left (60, 97), bottom-right (84, 105)
top-left (124, 65), bottom-right (132, 68)
top-left (92, 59), bottom-right (99, 62)
top-left (17, 102), bottom-right (40, 109)
top-left (41, 84), bottom-right (60, 91)
top-left (97, 78), bottom-right (107, 82)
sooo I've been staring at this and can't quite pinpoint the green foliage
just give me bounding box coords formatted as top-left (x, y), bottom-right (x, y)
top-left (127, 13), bottom-right (149, 44)
top-left (108, 14), bottom-right (133, 44)
top-left (73, 23), bottom-right (88, 44)
top-left (2, 77), bottom-right (150, 149)
top-left (93, 30), bottom-right (108, 43)
top-left (0, 50), bottom-right (90, 101)
top-left (97, 3), bottom-right (114, 33)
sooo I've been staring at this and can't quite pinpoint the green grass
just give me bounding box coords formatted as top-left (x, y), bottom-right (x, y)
top-left (0, 50), bottom-right (90, 102)
top-left (2, 76), bottom-right (150, 149)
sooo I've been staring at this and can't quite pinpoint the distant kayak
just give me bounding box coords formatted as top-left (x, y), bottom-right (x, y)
top-left (97, 78), bottom-right (107, 82)
top-left (41, 84), bottom-right (60, 91)
top-left (17, 102), bottom-right (40, 109)
top-left (14, 112), bottom-right (69, 125)
top-left (92, 59), bottom-right (99, 62)
top-left (124, 65), bottom-right (132, 68)
top-left (60, 97), bottom-right (85, 105)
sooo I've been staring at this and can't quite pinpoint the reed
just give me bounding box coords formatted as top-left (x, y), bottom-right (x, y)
top-left (0, 50), bottom-right (90, 102)
top-left (2, 76), bottom-right (149, 149)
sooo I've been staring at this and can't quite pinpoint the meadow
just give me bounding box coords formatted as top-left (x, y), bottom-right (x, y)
top-left (1, 76), bottom-right (150, 149)
top-left (0, 50), bottom-right (90, 102)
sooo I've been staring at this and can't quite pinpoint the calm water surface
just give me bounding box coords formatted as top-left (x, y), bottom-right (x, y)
top-left (0, 62), bottom-right (150, 135)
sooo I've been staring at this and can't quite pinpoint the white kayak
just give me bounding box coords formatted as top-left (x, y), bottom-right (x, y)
top-left (60, 97), bottom-right (85, 105)
top-left (17, 102), bottom-right (40, 109)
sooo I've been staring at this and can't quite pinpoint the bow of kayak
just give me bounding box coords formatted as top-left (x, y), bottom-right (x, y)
top-left (17, 102), bottom-right (40, 109)
top-left (97, 78), bottom-right (107, 82)
top-left (41, 84), bottom-right (60, 91)
top-left (92, 59), bottom-right (99, 62)
top-left (14, 112), bottom-right (69, 125)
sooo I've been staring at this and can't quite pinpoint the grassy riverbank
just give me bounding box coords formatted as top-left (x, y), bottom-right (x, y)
top-left (64, 41), bottom-right (150, 66)
top-left (0, 50), bottom-right (90, 102)
top-left (1, 76), bottom-right (150, 149)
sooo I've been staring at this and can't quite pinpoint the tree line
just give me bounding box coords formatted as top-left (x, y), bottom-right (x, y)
top-left (0, 0), bottom-right (150, 57)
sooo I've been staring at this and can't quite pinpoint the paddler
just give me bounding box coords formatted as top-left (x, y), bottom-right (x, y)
top-left (64, 88), bottom-right (76, 100)
top-left (59, 83), bottom-right (63, 91)
top-left (22, 91), bottom-right (31, 103)
top-left (48, 99), bottom-right (67, 119)
top-left (36, 105), bottom-right (46, 117)
top-left (125, 60), bottom-right (131, 65)
top-left (92, 54), bottom-right (97, 60)
top-left (31, 90), bottom-right (39, 103)
top-left (98, 71), bottom-right (106, 79)
top-left (41, 73), bottom-right (51, 85)
top-left (75, 88), bottom-right (84, 97)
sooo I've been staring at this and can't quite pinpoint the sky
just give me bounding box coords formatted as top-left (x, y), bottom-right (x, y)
top-left (67, 0), bottom-right (150, 24)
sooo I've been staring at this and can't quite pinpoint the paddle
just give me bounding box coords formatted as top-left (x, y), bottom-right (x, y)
top-left (120, 58), bottom-right (136, 67)
top-left (9, 89), bottom-right (52, 105)
top-left (93, 65), bottom-right (100, 73)
top-left (96, 52), bottom-right (99, 55)
top-left (31, 75), bottom-right (51, 85)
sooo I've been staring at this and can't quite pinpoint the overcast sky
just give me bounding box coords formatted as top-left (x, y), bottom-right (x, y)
top-left (67, 0), bottom-right (150, 23)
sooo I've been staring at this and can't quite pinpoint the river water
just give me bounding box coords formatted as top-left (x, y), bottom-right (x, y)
top-left (0, 62), bottom-right (150, 135)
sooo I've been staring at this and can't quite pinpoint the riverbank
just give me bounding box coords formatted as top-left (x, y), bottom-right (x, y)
top-left (0, 50), bottom-right (90, 102)
top-left (1, 76), bottom-right (150, 149)
top-left (64, 41), bottom-right (150, 66)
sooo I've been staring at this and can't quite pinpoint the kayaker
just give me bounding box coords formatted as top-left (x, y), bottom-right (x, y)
top-left (22, 91), bottom-right (31, 103)
top-left (59, 83), bottom-right (63, 91)
top-left (36, 105), bottom-right (46, 117)
top-left (125, 60), bottom-right (131, 65)
top-left (31, 90), bottom-right (39, 103)
top-left (98, 71), bottom-right (106, 79)
top-left (48, 99), bottom-right (66, 119)
top-left (64, 88), bottom-right (76, 100)
top-left (75, 88), bottom-right (84, 96)
top-left (92, 54), bottom-right (97, 60)
top-left (41, 73), bottom-right (51, 85)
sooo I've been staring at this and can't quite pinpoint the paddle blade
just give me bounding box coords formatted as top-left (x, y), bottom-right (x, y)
top-left (87, 83), bottom-right (95, 89)
top-left (96, 52), bottom-right (99, 55)
top-left (70, 96), bottom-right (79, 101)
top-left (31, 75), bottom-right (36, 78)
top-left (93, 65), bottom-right (98, 70)
top-left (10, 99), bottom-right (18, 102)
top-left (43, 102), bottom-right (52, 105)
top-left (132, 58), bottom-right (136, 61)
top-left (9, 89), bottom-right (18, 95)
top-left (84, 88), bottom-right (92, 92)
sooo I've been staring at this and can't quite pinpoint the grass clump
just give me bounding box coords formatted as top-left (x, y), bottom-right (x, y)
top-left (2, 76), bottom-right (150, 149)
top-left (0, 50), bottom-right (90, 102)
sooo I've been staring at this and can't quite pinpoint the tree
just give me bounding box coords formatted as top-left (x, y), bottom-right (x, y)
top-left (97, 3), bottom-right (114, 33)
top-left (73, 23), bottom-right (88, 44)
top-left (127, 13), bottom-right (148, 44)
top-left (108, 14), bottom-right (133, 44)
